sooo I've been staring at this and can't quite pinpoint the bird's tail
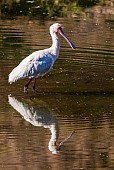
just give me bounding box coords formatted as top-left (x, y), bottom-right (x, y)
top-left (8, 65), bottom-right (24, 84)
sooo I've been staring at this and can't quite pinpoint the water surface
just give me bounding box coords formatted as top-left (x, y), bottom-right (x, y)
top-left (0, 15), bottom-right (114, 169)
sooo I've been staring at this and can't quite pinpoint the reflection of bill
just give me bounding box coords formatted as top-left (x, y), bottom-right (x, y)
top-left (8, 95), bottom-right (75, 154)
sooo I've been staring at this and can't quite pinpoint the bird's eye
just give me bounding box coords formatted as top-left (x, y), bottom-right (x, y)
top-left (57, 27), bottom-right (62, 33)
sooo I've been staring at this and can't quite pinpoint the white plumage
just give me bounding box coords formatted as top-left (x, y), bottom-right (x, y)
top-left (9, 51), bottom-right (54, 82)
top-left (8, 23), bottom-right (75, 92)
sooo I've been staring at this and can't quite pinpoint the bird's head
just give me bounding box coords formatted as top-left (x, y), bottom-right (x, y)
top-left (50, 23), bottom-right (76, 49)
top-left (50, 23), bottom-right (62, 33)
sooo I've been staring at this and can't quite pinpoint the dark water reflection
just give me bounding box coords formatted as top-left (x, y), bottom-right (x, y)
top-left (0, 15), bottom-right (114, 169)
top-left (0, 93), bottom-right (114, 170)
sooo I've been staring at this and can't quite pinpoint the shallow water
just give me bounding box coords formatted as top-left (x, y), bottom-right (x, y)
top-left (0, 15), bottom-right (114, 169)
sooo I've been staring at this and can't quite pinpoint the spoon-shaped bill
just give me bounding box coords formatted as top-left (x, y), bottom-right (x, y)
top-left (57, 27), bottom-right (76, 49)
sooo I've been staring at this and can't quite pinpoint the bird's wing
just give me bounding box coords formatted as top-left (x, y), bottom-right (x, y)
top-left (9, 50), bottom-right (54, 83)
top-left (20, 52), bottom-right (54, 77)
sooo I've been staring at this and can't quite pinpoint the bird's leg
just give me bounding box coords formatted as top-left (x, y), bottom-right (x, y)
top-left (33, 78), bottom-right (37, 91)
top-left (24, 78), bottom-right (33, 93)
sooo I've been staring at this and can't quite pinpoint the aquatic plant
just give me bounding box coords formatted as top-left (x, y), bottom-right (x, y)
top-left (0, 0), bottom-right (113, 18)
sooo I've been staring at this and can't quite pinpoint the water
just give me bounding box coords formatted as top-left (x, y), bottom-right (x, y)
top-left (0, 15), bottom-right (114, 169)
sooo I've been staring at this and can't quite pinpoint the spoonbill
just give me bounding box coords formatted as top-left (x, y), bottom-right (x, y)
top-left (8, 23), bottom-right (76, 93)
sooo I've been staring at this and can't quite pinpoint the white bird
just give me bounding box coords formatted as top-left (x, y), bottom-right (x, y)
top-left (8, 23), bottom-right (76, 93)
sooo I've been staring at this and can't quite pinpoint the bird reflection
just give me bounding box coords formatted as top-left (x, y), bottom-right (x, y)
top-left (8, 95), bottom-right (75, 154)
top-left (8, 95), bottom-right (59, 154)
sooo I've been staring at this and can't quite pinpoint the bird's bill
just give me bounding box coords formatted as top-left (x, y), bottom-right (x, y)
top-left (57, 27), bottom-right (76, 49)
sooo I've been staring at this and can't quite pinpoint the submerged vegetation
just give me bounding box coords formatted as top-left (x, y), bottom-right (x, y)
top-left (0, 0), bottom-right (114, 18)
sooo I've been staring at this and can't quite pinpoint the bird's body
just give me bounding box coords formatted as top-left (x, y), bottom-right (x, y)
top-left (8, 23), bottom-right (75, 92)
top-left (9, 49), bottom-right (55, 83)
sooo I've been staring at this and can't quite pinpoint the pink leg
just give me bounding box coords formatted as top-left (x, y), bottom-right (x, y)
top-left (24, 78), bottom-right (33, 93)
top-left (33, 78), bottom-right (37, 91)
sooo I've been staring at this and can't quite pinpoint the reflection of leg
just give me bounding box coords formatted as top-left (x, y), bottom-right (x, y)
top-left (24, 78), bottom-right (33, 93)
top-left (33, 78), bottom-right (37, 91)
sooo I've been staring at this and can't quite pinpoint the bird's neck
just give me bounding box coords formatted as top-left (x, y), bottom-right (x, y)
top-left (50, 32), bottom-right (60, 60)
